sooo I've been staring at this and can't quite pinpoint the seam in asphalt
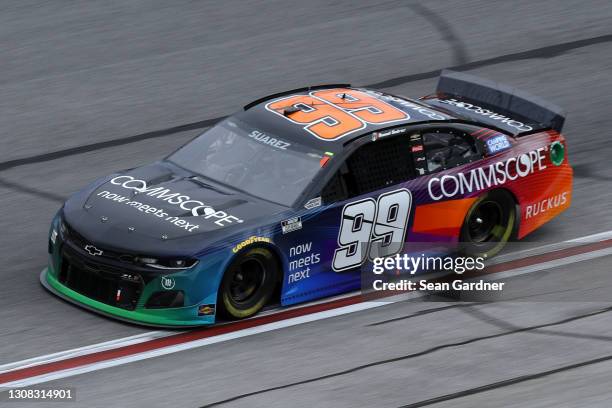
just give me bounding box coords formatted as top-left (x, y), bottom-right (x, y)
top-left (0, 177), bottom-right (65, 203)
top-left (408, 2), bottom-right (469, 65)
top-left (463, 304), bottom-right (612, 343)
top-left (199, 306), bottom-right (612, 407)
top-left (366, 33), bottom-right (612, 88)
top-left (397, 353), bottom-right (612, 407)
top-left (366, 303), bottom-right (482, 326)
top-left (0, 34), bottom-right (610, 175)
top-left (348, 277), bottom-right (612, 328)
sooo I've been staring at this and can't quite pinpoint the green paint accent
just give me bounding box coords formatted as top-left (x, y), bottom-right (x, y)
top-left (324, 151), bottom-right (334, 156)
top-left (550, 141), bottom-right (565, 166)
top-left (43, 268), bottom-right (214, 326)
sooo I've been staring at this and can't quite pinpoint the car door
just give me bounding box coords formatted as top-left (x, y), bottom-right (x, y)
top-left (278, 128), bottom-right (419, 305)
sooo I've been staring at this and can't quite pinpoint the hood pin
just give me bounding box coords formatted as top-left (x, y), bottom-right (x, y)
top-left (101, 216), bottom-right (108, 223)
top-left (128, 226), bottom-right (135, 232)
top-left (161, 234), bottom-right (168, 240)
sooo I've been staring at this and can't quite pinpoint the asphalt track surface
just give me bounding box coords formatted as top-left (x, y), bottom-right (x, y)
top-left (0, 1), bottom-right (611, 406)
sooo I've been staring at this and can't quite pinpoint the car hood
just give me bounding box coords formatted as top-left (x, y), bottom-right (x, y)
top-left (62, 161), bottom-right (285, 256)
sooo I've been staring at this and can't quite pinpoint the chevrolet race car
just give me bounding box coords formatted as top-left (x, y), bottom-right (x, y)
top-left (42, 71), bottom-right (573, 326)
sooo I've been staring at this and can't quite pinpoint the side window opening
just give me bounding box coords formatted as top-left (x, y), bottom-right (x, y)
top-left (422, 129), bottom-right (481, 173)
top-left (321, 169), bottom-right (347, 203)
top-left (321, 134), bottom-right (415, 203)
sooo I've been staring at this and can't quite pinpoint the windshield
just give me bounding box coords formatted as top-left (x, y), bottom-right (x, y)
top-left (168, 119), bottom-right (324, 206)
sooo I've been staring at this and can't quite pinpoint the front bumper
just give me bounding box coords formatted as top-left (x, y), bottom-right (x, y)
top-left (45, 212), bottom-right (230, 327)
top-left (41, 266), bottom-right (216, 327)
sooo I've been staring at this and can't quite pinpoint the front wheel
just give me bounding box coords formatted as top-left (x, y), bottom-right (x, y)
top-left (459, 190), bottom-right (517, 259)
top-left (218, 247), bottom-right (279, 320)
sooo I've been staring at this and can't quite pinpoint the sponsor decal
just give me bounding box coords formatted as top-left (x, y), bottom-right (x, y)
top-left (161, 276), bottom-right (175, 290)
top-left (428, 147), bottom-right (548, 200)
top-left (97, 191), bottom-right (202, 232)
top-left (304, 197), bottom-right (322, 209)
top-left (288, 242), bottom-right (320, 284)
top-left (437, 98), bottom-right (533, 132)
top-left (247, 130), bottom-right (291, 150)
top-left (198, 304), bottom-right (216, 316)
top-left (120, 273), bottom-right (140, 282)
top-left (232, 236), bottom-right (272, 253)
top-left (485, 134), bottom-right (511, 154)
top-left (525, 191), bottom-right (569, 219)
top-left (281, 217), bottom-right (302, 234)
top-left (103, 176), bottom-right (244, 229)
top-left (410, 133), bottom-right (427, 175)
top-left (550, 141), bottom-right (565, 166)
top-left (84, 244), bottom-right (103, 256)
top-left (368, 91), bottom-right (447, 120)
top-left (375, 128), bottom-right (407, 138)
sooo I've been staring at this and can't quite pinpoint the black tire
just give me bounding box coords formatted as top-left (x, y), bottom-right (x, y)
top-left (459, 190), bottom-right (517, 259)
top-left (218, 247), bottom-right (279, 320)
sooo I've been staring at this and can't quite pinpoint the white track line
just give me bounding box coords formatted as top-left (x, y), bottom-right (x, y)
top-left (566, 230), bottom-right (612, 243)
top-left (0, 331), bottom-right (173, 374)
top-left (1, 301), bottom-right (392, 388)
top-left (2, 229), bottom-right (611, 388)
top-left (478, 246), bottom-right (612, 282)
top-left (490, 229), bottom-right (612, 265)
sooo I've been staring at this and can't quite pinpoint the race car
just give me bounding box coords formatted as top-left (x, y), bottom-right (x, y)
top-left (42, 70), bottom-right (573, 326)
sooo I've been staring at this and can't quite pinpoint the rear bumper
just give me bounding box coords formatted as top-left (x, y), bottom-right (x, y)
top-left (41, 267), bottom-right (216, 327)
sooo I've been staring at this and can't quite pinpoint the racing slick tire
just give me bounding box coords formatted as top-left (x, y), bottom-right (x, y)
top-left (459, 189), bottom-right (517, 259)
top-left (218, 247), bottom-right (279, 320)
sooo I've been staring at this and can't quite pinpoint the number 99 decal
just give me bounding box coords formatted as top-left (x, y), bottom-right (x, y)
top-left (332, 189), bottom-right (412, 272)
top-left (266, 89), bottom-right (409, 141)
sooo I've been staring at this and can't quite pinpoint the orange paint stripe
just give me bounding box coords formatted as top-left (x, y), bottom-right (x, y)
top-left (413, 198), bottom-right (477, 236)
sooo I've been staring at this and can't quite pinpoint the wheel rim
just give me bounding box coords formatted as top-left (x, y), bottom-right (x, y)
top-left (467, 201), bottom-right (504, 244)
top-left (228, 258), bottom-right (266, 303)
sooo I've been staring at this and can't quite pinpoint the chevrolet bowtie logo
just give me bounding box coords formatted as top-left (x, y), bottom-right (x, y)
top-left (84, 245), bottom-right (103, 256)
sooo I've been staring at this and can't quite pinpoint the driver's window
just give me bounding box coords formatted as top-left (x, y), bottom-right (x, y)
top-left (321, 171), bottom-right (347, 204)
top-left (321, 135), bottom-right (415, 204)
top-left (422, 129), bottom-right (481, 173)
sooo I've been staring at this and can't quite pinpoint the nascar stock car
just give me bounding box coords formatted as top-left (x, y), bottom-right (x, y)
top-left (42, 70), bottom-right (573, 326)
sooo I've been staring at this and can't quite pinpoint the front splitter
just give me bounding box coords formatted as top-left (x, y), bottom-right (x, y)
top-left (39, 268), bottom-right (211, 329)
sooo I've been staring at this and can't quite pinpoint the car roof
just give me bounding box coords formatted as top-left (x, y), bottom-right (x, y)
top-left (234, 85), bottom-right (458, 153)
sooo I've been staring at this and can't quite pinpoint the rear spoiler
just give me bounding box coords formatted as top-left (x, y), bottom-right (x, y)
top-left (421, 70), bottom-right (565, 136)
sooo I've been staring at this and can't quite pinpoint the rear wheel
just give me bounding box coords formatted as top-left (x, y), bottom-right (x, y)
top-left (218, 247), bottom-right (279, 320)
top-left (460, 190), bottom-right (517, 259)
